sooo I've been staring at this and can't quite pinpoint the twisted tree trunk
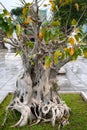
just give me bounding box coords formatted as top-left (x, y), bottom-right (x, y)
top-left (2, 52), bottom-right (70, 129)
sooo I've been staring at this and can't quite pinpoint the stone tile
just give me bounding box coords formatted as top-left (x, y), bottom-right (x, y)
top-left (0, 49), bottom-right (23, 103)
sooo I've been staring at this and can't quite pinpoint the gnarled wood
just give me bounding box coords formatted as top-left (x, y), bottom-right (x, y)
top-left (2, 1), bottom-right (71, 129)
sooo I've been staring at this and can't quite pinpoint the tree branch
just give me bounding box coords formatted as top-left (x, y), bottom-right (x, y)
top-left (79, 33), bottom-right (87, 43)
top-left (76, 5), bottom-right (87, 27)
top-left (65, 4), bottom-right (72, 33)
top-left (51, 56), bottom-right (72, 75)
top-left (0, 2), bottom-right (8, 11)
top-left (5, 40), bottom-right (19, 48)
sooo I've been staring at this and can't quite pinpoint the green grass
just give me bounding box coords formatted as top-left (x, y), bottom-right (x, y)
top-left (0, 94), bottom-right (87, 130)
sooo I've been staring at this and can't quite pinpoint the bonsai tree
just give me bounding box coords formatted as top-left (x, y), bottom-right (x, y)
top-left (0, 0), bottom-right (87, 129)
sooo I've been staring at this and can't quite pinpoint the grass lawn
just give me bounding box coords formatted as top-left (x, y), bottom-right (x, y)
top-left (0, 94), bottom-right (87, 130)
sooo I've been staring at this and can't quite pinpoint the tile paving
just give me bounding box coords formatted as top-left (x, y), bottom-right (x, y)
top-left (0, 49), bottom-right (23, 103)
top-left (57, 57), bottom-right (87, 93)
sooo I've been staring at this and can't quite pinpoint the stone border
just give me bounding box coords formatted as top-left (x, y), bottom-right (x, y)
top-left (0, 92), bottom-right (14, 104)
top-left (59, 91), bottom-right (87, 102)
top-left (1, 91), bottom-right (87, 104)
top-left (80, 92), bottom-right (87, 102)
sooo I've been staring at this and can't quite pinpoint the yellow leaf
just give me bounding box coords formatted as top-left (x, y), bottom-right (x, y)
top-left (50, 7), bottom-right (54, 11)
top-left (22, 7), bottom-right (27, 15)
top-left (49, 0), bottom-right (53, 3)
top-left (69, 47), bottom-right (75, 56)
top-left (54, 51), bottom-right (62, 57)
top-left (83, 51), bottom-right (87, 58)
top-left (49, 1), bottom-right (55, 8)
top-left (69, 37), bottom-right (75, 46)
top-left (59, 0), bottom-right (62, 3)
top-left (45, 63), bottom-right (50, 68)
top-left (24, 16), bottom-right (31, 25)
top-left (39, 32), bottom-right (44, 40)
top-left (54, 51), bottom-right (62, 64)
top-left (16, 24), bottom-right (21, 36)
top-left (65, 0), bottom-right (69, 4)
top-left (75, 3), bottom-right (79, 11)
top-left (64, 48), bottom-right (69, 51)
top-left (45, 56), bottom-right (52, 68)
top-left (3, 9), bottom-right (10, 16)
top-left (31, 61), bottom-right (35, 65)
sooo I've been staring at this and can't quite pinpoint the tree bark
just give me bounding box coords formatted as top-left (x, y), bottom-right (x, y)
top-left (3, 54), bottom-right (70, 129)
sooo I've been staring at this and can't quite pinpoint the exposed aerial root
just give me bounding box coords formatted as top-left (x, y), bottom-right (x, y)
top-left (11, 115), bottom-right (24, 127)
top-left (30, 118), bottom-right (41, 126)
top-left (3, 71), bottom-right (70, 129)
top-left (10, 98), bottom-right (31, 127)
top-left (2, 107), bottom-right (9, 127)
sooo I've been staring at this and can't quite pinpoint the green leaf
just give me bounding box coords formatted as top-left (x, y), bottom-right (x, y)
top-left (52, 83), bottom-right (58, 91)
top-left (45, 56), bottom-right (52, 68)
top-left (75, 34), bottom-right (79, 41)
top-left (53, 50), bottom-right (62, 64)
top-left (72, 54), bottom-right (78, 60)
top-left (22, 7), bottom-right (28, 15)
top-left (44, 31), bottom-right (50, 43)
top-left (65, 51), bottom-right (69, 59)
top-left (0, 19), bottom-right (3, 24)
top-left (3, 9), bottom-right (10, 16)
top-left (26, 41), bottom-right (34, 48)
top-left (55, 5), bottom-right (59, 11)
top-left (50, 21), bottom-right (60, 27)
top-left (72, 48), bottom-right (82, 60)
top-left (76, 48), bottom-right (82, 56)
top-left (80, 45), bottom-right (85, 50)
top-left (16, 24), bottom-right (21, 36)
top-left (71, 19), bottom-right (77, 26)
top-left (6, 29), bottom-right (13, 38)
top-left (51, 27), bottom-right (57, 35)
top-left (15, 51), bottom-right (23, 56)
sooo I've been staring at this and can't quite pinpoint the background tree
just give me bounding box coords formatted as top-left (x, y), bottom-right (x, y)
top-left (11, 7), bottom-right (23, 16)
top-left (11, 7), bottom-right (23, 25)
top-left (53, 0), bottom-right (87, 33)
top-left (0, 0), bottom-right (87, 129)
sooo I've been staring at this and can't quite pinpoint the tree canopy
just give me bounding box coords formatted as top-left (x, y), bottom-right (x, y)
top-left (53, 0), bottom-right (87, 31)
top-left (11, 7), bottom-right (23, 16)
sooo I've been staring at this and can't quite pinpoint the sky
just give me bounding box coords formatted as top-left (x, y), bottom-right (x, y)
top-left (0, 0), bottom-right (49, 11)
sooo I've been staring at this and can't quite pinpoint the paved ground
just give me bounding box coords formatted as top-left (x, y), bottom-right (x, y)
top-left (0, 49), bottom-right (87, 103)
top-left (57, 57), bottom-right (87, 94)
top-left (0, 49), bottom-right (23, 103)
